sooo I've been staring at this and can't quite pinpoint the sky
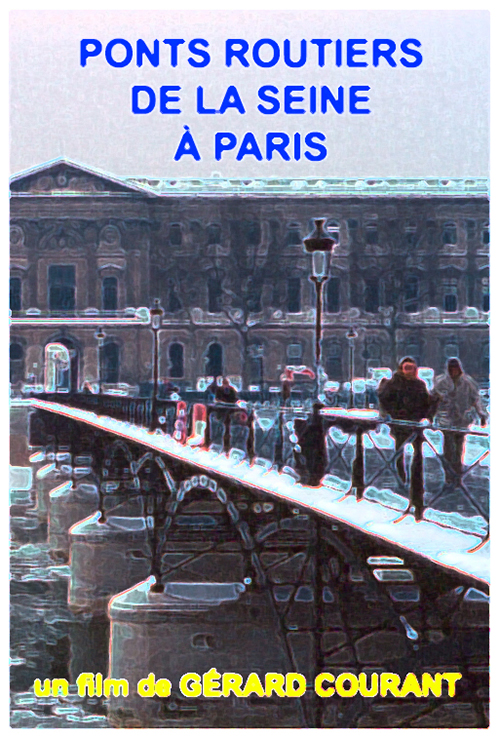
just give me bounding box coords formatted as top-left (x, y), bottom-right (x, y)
top-left (9, 8), bottom-right (489, 179)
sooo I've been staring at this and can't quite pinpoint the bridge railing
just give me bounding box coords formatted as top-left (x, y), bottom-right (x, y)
top-left (36, 392), bottom-right (489, 535)
top-left (320, 411), bottom-right (489, 541)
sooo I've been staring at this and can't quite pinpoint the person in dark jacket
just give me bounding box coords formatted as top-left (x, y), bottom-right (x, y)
top-left (378, 357), bottom-right (439, 483)
top-left (293, 402), bottom-right (327, 486)
top-left (215, 377), bottom-right (239, 404)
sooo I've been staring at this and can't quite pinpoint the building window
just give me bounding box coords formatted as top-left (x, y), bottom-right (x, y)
top-left (326, 277), bottom-right (340, 313)
top-left (285, 222), bottom-right (302, 246)
top-left (206, 343), bottom-right (223, 378)
top-left (404, 275), bottom-right (419, 313)
top-left (326, 342), bottom-right (342, 380)
top-left (443, 293), bottom-right (458, 312)
top-left (208, 278), bottom-right (222, 313)
top-left (167, 288), bottom-right (182, 313)
top-left (287, 278), bottom-right (301, 313)
top-left (426, 220), bottom-right (437, 246)
top-left (10, 342), bottom-right (24, 384)
top-left (169, 343), bottom-right (184, 378)
top-left (442, 279), bottom-right (458, 312)
top-left (244, 221), bottom-right (261, 246)
top-left (466, 220), bottom-right (476, 239)
top-left (444, 341), bottom-right (459, 360)
top-left (403, 341), bottom-right (420, 366)
top-left (207, 223), bottom-right (221, 245)
top-left (102, 276), bottom-right (118, 311)
top-left (102, 342), bottom-right (119, 383)
top-left (482, 277), bottom-right (489, 312)
top-left (10, 277), bottom-right (21, 312)
top-left (364, 278), bottom-right (380, 313)
top-left (326, 219), bottom-right (340, 241)
top-left (246, 278), bottom-right (262, 312)
top-left (248, 344), bottom-right (264, 384)
top-left (405, 224), bottom-right (417, 247)
top-left (365, 222), bottom-right (378, 246)
top-left (169, 223), bottom-right (182, 246)
top-left (482, 223), bottom-right (489, 246)
top-left (365, 342), bottom-right (382, 369)
top-left (49, 265), bottom-right (75, 311)
top-left (442, 221), bottom-right (457, 245)
top-left (287, 343), bottom-right (303, 361)
top-left (481, 343), bottom-right (489, 380)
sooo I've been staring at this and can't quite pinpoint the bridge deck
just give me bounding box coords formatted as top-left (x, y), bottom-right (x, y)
top-left (26, 399), bottom-right (489, 588)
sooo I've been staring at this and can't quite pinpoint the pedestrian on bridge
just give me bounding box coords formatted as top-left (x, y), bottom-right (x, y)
top-left (434, 358), bottom-right (487, 482)
top-left (215, 377), bottom-right (239, 404)
top-left (293, 401), bottom-right (327, 486)
top-left (378, 357), bottom-right (439, 483)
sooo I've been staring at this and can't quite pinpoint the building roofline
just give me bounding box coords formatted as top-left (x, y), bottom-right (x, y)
top-left (10, 160), bottom-right (489, 198)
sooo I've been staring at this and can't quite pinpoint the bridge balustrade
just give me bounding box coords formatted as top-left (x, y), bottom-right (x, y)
top-left (36, 392), bottom-right (489, 538)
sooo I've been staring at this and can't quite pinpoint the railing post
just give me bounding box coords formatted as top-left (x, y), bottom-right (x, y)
top-left (223, 412), bottom-right (231, 453)
top-left (352, 425), bottom-right (365, 501)
top-left (246, 409), bottom-right (255, 462)
top-left (275, 410), bottom-right (284, 467)
top-left (410, 428), bottom-right (424, 520)
top-left (204, 406), bottom-right (212, 448)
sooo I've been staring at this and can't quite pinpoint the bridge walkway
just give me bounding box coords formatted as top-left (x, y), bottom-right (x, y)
top-left (26, 398), bottom-right (489, 590)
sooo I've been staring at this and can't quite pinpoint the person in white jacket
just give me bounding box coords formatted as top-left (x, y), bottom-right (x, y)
top-left (434, 358), bottom-right (487, 481)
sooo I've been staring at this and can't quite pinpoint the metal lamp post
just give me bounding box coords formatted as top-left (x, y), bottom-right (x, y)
top-left (345, 326), bottom-right (358, 408)
top-left (149, 299), bottom-right (164, 431)
top-left (94, 326), bottom-right (106, 394)
top-left (303, 219), bottom-right (336, 397)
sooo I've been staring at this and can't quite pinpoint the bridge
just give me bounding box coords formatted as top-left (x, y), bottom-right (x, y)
top-left (11, 393), bottom-right (490, 728)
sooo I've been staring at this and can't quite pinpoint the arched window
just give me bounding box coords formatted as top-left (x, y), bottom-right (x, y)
top-left (169, 343), bottom-right (184, 378)
top-left (326, 277), bottom-right (340, 313)
top-left (365, 342), bottom-right (381, 361)
top-left (206, 343), bottom-right (223, 378)
top-left (10, 277), bottom-right (21, 312)
top-left (10, 342), bottom-right (24, 384)
top-left (102, 342), bottom-right (119, 383)
top-left (102, 276), bottom-right (118, 311)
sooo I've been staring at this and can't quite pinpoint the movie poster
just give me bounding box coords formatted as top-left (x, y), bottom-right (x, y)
top-left (9, 9), bottom-right (489, 729)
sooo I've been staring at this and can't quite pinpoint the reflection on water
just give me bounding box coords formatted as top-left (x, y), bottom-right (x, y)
top-left (10, 535), bottom-right (110, 727)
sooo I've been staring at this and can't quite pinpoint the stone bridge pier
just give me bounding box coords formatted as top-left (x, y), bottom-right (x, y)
top-left (14, 405), bottom-right (489, 728)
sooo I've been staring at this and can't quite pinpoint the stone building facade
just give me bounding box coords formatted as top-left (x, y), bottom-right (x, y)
top-left (10, 160), bottom-right (489, 391)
